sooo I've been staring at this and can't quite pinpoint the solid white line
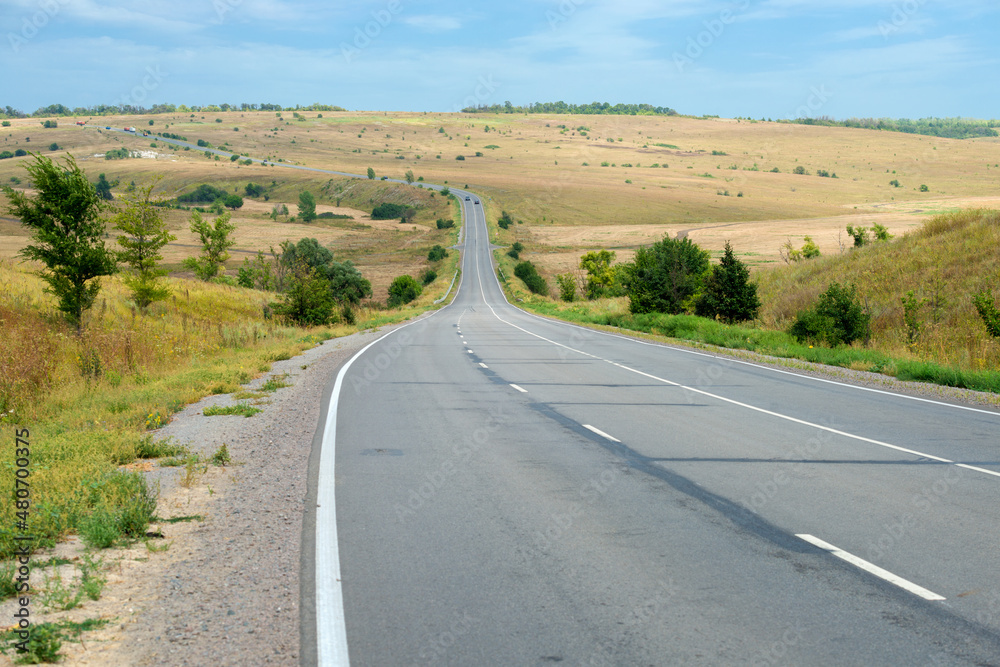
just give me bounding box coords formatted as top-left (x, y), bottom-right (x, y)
top-left (510, 383), bottom-right (528, 393)
top-left (479, 363), bottom-right (489, 369)
top-left (583, 424), bottom-right (621, 443)
top-left (797, 534), bottom-right (946, 601)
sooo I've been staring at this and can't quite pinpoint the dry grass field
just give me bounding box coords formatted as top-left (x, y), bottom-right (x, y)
top-left (3, 109), bottom-right (1000, 286)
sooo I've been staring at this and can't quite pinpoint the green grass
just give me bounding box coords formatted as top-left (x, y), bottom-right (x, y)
top-left (522, 299), bottom-right (1000, 395)
top-left (203, 402), bottom-right (262, 417)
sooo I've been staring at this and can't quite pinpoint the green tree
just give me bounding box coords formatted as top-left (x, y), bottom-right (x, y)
top-left (789, 282), bottom-right (870, 346)
top-left (624, 236), bottom-right (710, 314)
top-left (182, 210), bottom-right (236, 280)
top-left (2, 154), bottom-right (117, 330)
top-left (94, 173), bottom-right (114, 200)
top-left (273, 260), bottom-right (336, 325)
top-left (367, 167), bottom-right (376, 180)
top-left (298, 190), bottom-right (317, 222)
top-left (279, 238), bottom-right (371, 303)
top-left (113, 181), bottom-right (176, 310)
top-left (405, 170), bottom-right (415, 184)
top-left (557, 274), bottom-right (577, 302)
top-left (223, 194), bottom-right (244, 210)
top-left (695, 241), bottom-right (761, 323)
top-left (801, 236), bottom-right (821, 259)
top-left (387, 274), bottom-right (422, 307)
top-left (579, 249), bottom-right (621, 299)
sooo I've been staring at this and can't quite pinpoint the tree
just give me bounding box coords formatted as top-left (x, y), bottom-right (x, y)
top-left (387, 275), bottom-right (422, 307)
top-left (94, 173), bottom-right (114, 200)
top-left (579, 249), bottom-right (621, 299)
top-left (279, 238), bottom-right (371, 303)
top-left (113, 181), bottom-right (176, 310)
top-left (298, 190), bottom-right (317, 222)
top-left (3, 154), bottom-right (117, 329)
top-left (182, 211), bottom-right (236, 280)
top-left (367, 167), bottom-right (376, 180)
top-left (624, 236), bottom-right (710, 314)
top-left (789, 282), bottom-right (870, 346)
top-left (273, 260), bottom-right (336, 325)
top-left (245, 182), bottom-right (265, 198)
top-left (695, 241), bottom-right (761, 323)
top-left (405, 170), bottom-right (415, 184)
top-left (223, 194), bottom-right (244, 210)
top-left (557, 274), bottom-right (577, 302)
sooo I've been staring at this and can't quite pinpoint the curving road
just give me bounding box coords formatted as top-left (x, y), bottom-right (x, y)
top-left (302, 191), bottom-right (1000, 666)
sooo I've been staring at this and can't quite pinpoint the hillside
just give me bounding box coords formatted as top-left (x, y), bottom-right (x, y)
top-left (755, 208), bottom-right (1000, 370)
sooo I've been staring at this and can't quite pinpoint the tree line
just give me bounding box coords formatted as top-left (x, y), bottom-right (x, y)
top-left (461, 101), bottom-right (678, 116)
top-left (790, 116), bottom-right (999, 140)
top-left (1, 102), bottom-right (347, 119)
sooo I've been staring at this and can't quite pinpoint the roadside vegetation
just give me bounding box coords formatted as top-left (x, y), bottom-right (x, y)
top-left (502, 208), bottom-right (1000, 395)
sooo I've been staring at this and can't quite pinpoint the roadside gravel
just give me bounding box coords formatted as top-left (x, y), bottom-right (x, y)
top-left (0, 325), bottom-right (393, 667)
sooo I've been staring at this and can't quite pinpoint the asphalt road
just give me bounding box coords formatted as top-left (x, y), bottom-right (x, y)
top-left (310, 193), bottom-right (1000, 666)
top-left (78, 123), bottom-right (1000, 665)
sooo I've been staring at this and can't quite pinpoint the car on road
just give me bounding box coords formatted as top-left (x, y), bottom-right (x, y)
top-left (474, 200), bottom-right (480, 205)
top-left (465, 196), bottom-right (471, 201)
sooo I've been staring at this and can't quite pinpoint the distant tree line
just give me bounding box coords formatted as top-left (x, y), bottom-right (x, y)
top-left (461, 101), bottom-right (678, 116)
top-left (790, 116), bottom-right (999, 140)
top-left (0, 102), bottom-right (347, 119)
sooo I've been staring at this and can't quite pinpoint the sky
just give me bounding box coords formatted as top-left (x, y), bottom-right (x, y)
top-left (2, 0), bottom-right (998, 119)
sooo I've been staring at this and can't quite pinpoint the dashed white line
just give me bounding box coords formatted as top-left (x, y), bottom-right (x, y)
top-left (583, 424), bottom-right (621, 443)
top-left (479, 363), bottom-right (489, 369)
top-left (510, 384), bottom-right (528, 393)
top-left (467, 350), bottom-right (474, 354)
top-left (797, 534), bottom-right (946, 601)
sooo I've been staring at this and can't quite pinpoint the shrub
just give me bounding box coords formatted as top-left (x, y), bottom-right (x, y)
top-left (0, 151), bottom-right (14, 160)
top-left (427, 245), bottom-right (448, 262)
top-left (14, 149), bottom-right (27, 157)
top-left (371, 202), bottom-right (413, 220)
top-left (789, 282), bottom-right (870, 346)
top-left (387, 275), bottom-right (422, 307)
top-left (973, 291), bottom-right (1000, 338)
top-left (498, 211), bottom-right (514, 229)
top-left (435, 218), bottom-right (455, 229)
top-left (920, 184), bottom-right (930, 192)
top-left (273, 263), bottom-right (336, 325)
top-left (177, 183), bottom-right (228, 203)
top-left (456, 155), bottom-right (465, 160)
top-left (420, 268), bottom-right (437, 285)
top-left (48, 142), bottom-right (59, 151)
top-left (792, 166), bottom-right (807, 175)
top-left (557, 274), bottom-right (576, 302)
top-left (514, 261), bottom-right (548, 295)
top-left (695, 241), bottom-right (761, 324)
top-left (624, 237), bottom-right (710, 315)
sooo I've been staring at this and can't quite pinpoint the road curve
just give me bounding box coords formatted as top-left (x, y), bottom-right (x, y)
top-left (304, 190), bottom-right (1000, 666)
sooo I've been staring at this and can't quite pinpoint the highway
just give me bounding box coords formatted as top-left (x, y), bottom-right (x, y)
top-left (307, 192), bottom-right (1000, 665)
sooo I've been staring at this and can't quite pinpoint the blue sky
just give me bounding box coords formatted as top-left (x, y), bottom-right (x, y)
top-left (3, 0), bottom-right (998, 118)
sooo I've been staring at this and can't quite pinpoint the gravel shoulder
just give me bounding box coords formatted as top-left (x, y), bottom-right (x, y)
top-left (0, 324), bottom-right (398, 667)
top-left (3, 313), bottom-right (995, 666)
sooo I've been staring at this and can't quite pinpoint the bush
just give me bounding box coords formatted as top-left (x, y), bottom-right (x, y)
top-left (789, 282), bottom-right (870, 346)
top-left (624, 237), bottom-right (710, 314)
top-left (387, 275), bottom-right (422, 307)
top-left (371, 202), bottom-right (413, 220)
top-left (0, 151), bottom-right (14, 160)
top-left (792, 166), bottom-right (807, 175)
top-left (420, 268), bottom-right (437, 285)
top-left (177, 183), bottom-right (228, 203)
top-left (456, 155), bottom-right (465, 160)
top-left (973, 291), bottom-right (1000, 338)
top-left (427, 245), bottom-right (448, 262)
top-left (557, 274), bottom-right (576, 302)
top-left (695, 241), bottom-right (760, 324)
top-left (498, 211), bottom-right (514, 229)
top-left (436, 218), bottom-right (455, 229)
top-left (273, 264), bottom-right (336, 325)
top-left (514, 261), bottom-right (548, 295)
top-left (14, 149), bottom-right (27, 157)
top-left (197, 138), bottom-right (210, 147)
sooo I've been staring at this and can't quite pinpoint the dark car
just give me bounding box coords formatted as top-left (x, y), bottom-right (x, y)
top-left (465, 196), bottom-right (471, 201)
top-left (474, 200), bottom-right (480, 205)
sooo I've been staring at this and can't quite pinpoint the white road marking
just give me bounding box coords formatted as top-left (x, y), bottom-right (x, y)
top-left (468, 350), bottom-right (474, 354)
top-left (480, 363), bottom-right (489, 369)
top-left (477, 299), bottom-right (1000, 482)
top-left (583, 424), bottom-right (621, 443)
top-left (510, 384), bottom-right (528, 393)
top-left (797, 534), bottom-right (946, 601)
